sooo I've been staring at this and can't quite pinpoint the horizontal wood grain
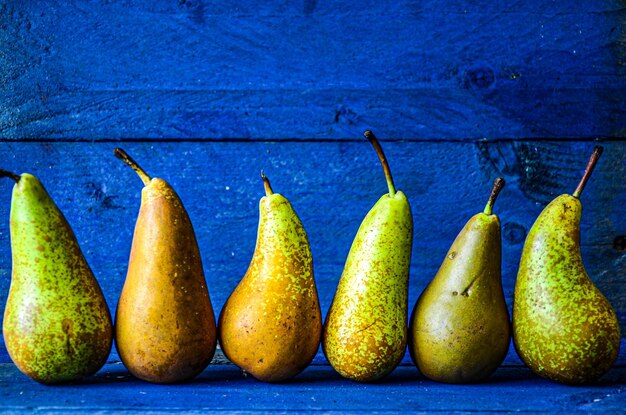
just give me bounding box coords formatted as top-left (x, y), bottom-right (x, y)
top-left (1, 1), bottom-right (625, 140)
top-left (0, 140), bottom-right (624, 350)
top-left (1, 339), bottom-right (625, 414)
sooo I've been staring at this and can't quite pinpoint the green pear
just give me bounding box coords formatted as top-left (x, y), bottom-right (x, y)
top-left (513, 146), bottom-right (621, 384)
top-left (1, 170), bottom-right (112, 384)
top-left (323, 131), bottom-right (413, 382)
top-left (409, 178), bottom-right (510, 383)
top-left (218, 172), bottom-right (322, 382)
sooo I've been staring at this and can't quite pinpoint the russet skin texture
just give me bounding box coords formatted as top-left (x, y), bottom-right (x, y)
top-left (409, 179), bottom-right (510, 384)
top-left (323, 131), bottom-right (413, 382)
top-left (513, 194), bottom-right (620, 384)
top-left (2, 173), bottom-right (112, 384)
top-left (219, 176), bottom-right (322, 383)
top-left (114, 150), bottom-right (216, 384)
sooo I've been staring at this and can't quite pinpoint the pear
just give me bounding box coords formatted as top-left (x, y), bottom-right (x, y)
top-left (218, 172), bottom-right (322, 382)
top-left (113, 149), bottom-right (216, 383)
top-left (409, 177), bottom-right (510, 383)
top-left (0, 170), bottom-right (112, 384)
top-left (513, 146), bottom-right (621, 384)
top-left (323, 131), bottom-right (413, 382)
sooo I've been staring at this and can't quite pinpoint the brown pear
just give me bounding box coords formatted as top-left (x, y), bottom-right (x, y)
top-left (113, 149), bottom-right (216, 383)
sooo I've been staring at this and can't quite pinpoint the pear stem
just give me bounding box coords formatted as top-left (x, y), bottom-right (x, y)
top-left (483, 177), bottom-right (506, 215)
top-left (364, 130), bottom-right (396, 197)
top-left (113, 148), bottom-right (151, 186)
top-left (0, 169), bottom-right (20, 183)
top-left (260, 170), bottom-right (273, 196)
top-left (572, 145), bottom-right (603, 199)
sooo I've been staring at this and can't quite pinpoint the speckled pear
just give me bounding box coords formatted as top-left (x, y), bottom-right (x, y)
top-left (218, 173), bottom-right (321, 382)
top-left (113, 149), bottom-right (216, 384)
top-left (1, 170), bottom-right (112, 384)
top-left (513, 146), bottom-right (620, 384)
top-left (323, 131), bottom-right (413, 382)
top-left (409, 178), bottom-right (510, 383)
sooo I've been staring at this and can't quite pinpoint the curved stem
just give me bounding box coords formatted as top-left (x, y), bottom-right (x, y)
top-left (364, 130), bottom-right (396, 197)
top-left (113, 148), bottom-right (151, 186)
top-left (260, 170), bottom-right (273, 196)
top-left (572, 145), bottom-right (603, 199)
top-left (0, 169), bottom-right (20, 183)
top-left (483, 177), bottom-right (505, 215)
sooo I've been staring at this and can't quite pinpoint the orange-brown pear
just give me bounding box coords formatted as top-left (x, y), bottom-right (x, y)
top-left (218, 173), bottom-right (322, 382)
top-left (113, 149), bottom-right (216, 383)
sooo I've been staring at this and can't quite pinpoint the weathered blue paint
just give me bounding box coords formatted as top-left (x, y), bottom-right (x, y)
top-left (1, 1), bottom-right (625, 139)
top-left (0, 141), bottom-right (624, 352)
top-left (0, 339), bottom-right (625, 413)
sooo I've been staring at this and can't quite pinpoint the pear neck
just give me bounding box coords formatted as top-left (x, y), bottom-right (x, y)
top-left (483, 177), bottom-right (505, 215)
top-left (260, 171), bottom-right (274, 196)
top-left (0, 169), bottom-right (21, 184)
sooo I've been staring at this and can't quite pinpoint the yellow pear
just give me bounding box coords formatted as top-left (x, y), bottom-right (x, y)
top-left (218, 172), bottom-right (322, 382)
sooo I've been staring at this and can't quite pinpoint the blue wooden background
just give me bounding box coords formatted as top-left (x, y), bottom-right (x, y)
top-left (1, 0), bottom-right (625, 365)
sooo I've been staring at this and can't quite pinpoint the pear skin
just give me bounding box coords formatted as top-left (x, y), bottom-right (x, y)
top-left (409, 178), bottom-right (510, 383)
top-left (113, 149), bottom-right (216, 384)
top-left (1, 171), bottom-right (112, 384)
top-left (218, 173), bottom-right (322, 383)
top-left (513, 146), bottom-right (621, 384)
top-left (323, 131), bottom-right (413, 382)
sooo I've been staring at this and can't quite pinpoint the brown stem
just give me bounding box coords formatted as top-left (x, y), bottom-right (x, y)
top-left (364, 130), bottom-right (396, 196)
top-left (0, 169), bottom-right (20, 183)
top-left (572, 145), bottom-right (603, 199)
top-left (260, 170), bottom-right (273, 196)
top-left (113, 148), bottom-right (151, 186)
top-left (483, 177), bottom-right (505, 215)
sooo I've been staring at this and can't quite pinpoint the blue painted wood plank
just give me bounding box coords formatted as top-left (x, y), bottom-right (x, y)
top-left (0, 339), bottom-right (625, 413)
top-left (1, 1), bottom-right (625, 140)
top-left (0, 140), bottom-right (624, 359)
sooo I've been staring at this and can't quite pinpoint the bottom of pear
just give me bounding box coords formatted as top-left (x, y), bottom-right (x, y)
top-left (125, 360), bottom-right (212, 384)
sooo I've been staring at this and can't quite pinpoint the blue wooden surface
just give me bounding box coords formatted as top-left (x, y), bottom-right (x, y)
top-left (0, 339), bottom-right (625, 413)
top-left (1, 1), bottom-right (625, 140)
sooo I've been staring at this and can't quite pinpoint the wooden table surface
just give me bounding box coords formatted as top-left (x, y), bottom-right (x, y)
top-left (1, 340), bottom-right (625, 414)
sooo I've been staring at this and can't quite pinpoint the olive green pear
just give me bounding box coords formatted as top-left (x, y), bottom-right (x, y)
top-left (113, 149), bottom-right (217, 384)
top-left (323, 131), bottom-right (413, 382)
top-left (409, 178), bottom-right (510, 383)
top-left (513, 146), bottom-right (621, 385)
top-left (1, 170), bottom-right (112, 384)
top-left (218, 172), bottom-right (321, 382)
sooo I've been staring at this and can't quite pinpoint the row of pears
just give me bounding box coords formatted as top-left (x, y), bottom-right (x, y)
top-left (0, 133), bottom-right (620, 386)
